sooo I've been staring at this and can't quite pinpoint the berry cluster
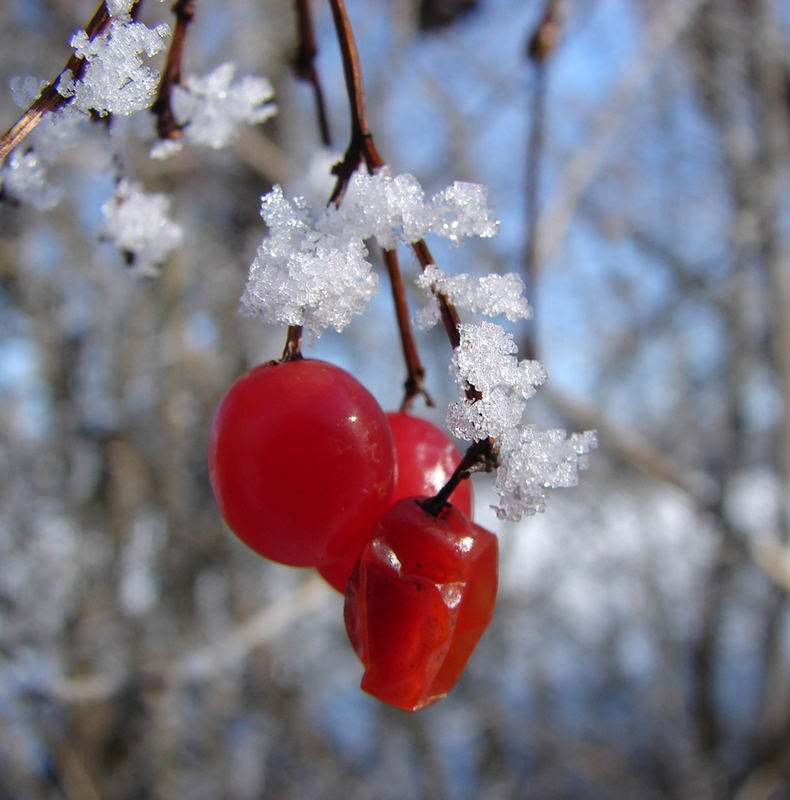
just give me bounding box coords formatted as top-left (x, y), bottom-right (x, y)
top-left (208, 357), bottom-right (497, 712)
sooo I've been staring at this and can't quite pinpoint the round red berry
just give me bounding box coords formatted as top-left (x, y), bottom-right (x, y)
top-left (208, 359), bottom-right (396, 567)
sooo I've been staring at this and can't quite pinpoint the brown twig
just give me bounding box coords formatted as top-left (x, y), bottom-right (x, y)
top-left (150, 0), bottom-right (195, 142)
top-left (523, 2), bottom-right (562, 361)
top-left (0, 1), bottom-right (127, 162)
top-left (383, 248), bottom-right (433, 410)
top-left (327, 0), bottom-right (496, 507)
top-left (326, 0), bottom-right (384, 205)
top-left (293, 0), bottom-right (332, 147)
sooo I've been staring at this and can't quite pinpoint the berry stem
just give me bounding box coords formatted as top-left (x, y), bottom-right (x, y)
top-left (281, 325), bottom-right (303, 361)
top-left (421, 438), bottom-right (498, 517)
top-left (151, 0), bottom-right (196, 142)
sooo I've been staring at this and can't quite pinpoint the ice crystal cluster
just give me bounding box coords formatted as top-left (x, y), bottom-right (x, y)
top-left (56, 19), bottom-right (170, 117)
top-left (240, 169), bottom-right (498, 336)
top-left (152, 63), bottom-right (276, 158)
top-left (101, 179), bottom-right (183, 275)
top-left (415, 264), bottom-right (532, 329)
top-left (448, 322), bottom-right (596, 520)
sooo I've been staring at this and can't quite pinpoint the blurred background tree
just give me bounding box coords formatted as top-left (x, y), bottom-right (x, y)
top-left (1, 0), bottom-right (789, 797)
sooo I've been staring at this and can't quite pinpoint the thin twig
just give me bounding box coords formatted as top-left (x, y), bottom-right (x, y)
top-left (0, 1), bottom-right (139, 162)
top-left (150, 0), bottom-right (195, 142)
top-left (281, 325), bottom-right (304, 361)
top-left (293, 0), bottom-right (332, 146)
top-left (383, 248), bottom-right (433, 410)
top-left (327, 0), bottom-right (495, 503)
top-left (523, 1), bottom-right (563, 361)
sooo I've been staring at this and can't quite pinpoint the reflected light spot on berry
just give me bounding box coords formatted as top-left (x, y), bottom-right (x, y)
top-left (438, 581), bottom-right (464, 609)
top-left (372, 539), bottom-right (402, 573)
top-left (456, 535), bottom-right (475, 553)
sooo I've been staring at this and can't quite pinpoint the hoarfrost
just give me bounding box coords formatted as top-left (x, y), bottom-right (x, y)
top-left (152, 62), bottom-right (276, 157)
top-left (56, 19), bottom-right (170, 117)
top-left (240, 186), bottom-right (377, 336)
top-left (448, 322), bottom-right (546, 441)
top-left (447, 322), bottom-right (595, 520)
top-left (415, 264), bottom-right (532, 329)
top-left (240, 170), bottom-right (498, 335)
top-left (106, 0), bottom-right (136, 18)
top-left (493, 427), bottom-right (597, 520)
top-left (101, 179), bottom-right (183, 274)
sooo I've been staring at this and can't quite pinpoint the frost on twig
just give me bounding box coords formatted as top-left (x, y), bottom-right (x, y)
top-left (240, 169), bottom-right (499, 337)
top-left (0, 110), bottom-right (86, 209)
top-left (56, 19), bottom-right (170, 117)
top-left (448, 322), bottom-right (596, 520)
top-left (494, 426), bottom-right (597, 520)
top-left (414, 264), bottom-right (532, 330)
top-left (150, 63), bottom-right (277, 158)
top-left (448, 322), bottom-right (547, 441)
top-left (101, 179), bottom-right (183, 274)
top-left (0, 150), bottom-right (60, 210)
top-left (240, 185), bottom-right (377, 336)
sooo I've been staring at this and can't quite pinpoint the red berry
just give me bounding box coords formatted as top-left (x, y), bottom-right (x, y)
top-left (319, 412), bottom-right (473, 592)
top-left (344, 497), bottom-right (498, 711)
top-left (386, 411), bottom-right (473, 514)
top-left (208, 359), bottom-right (396, 567)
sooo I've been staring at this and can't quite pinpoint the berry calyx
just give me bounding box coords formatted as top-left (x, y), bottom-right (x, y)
top-left (318, 412), bottom-right (473, 592)
top-left (344, 497), bottom-right (498, 711)
top-left (208, 359), bottom-right (396, 567)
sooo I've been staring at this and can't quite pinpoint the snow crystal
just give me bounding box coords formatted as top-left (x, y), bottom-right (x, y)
top-left (240, 186), bottom-right (377, 336)
top-left (106, 0), bottom-right (136, 18)
top-left (340, 169), bottom-right (499, 250)
top-left (9, 75), bottom-right (47, 108)
top-left (415, 264), bottom-right (532, 329)
top-left (239, 170), bottom-right (498, 335)
top-left (56, 19), bottom-right (170, 117)
top-left (0, 150), bottom-right (61, 210)
top-left (493, 427), bottom-right (597, 520)
top-left (447, 322), bottom-right (546, 441)
top-left (100, 179), bottom-right (182, 274)
top-left (169, 63), bottom-right (276, 150)
top-left (445, 321), bottom-right (595, 519)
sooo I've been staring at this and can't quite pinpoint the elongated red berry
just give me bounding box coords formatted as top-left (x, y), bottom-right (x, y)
top-left (345, 497), bottom-right (498, 711)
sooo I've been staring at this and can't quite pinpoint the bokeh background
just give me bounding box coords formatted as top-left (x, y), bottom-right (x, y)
top-left (1, 0), bottom-right (790, 797)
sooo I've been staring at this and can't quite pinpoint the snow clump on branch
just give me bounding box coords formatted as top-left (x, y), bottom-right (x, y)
top-left (448, 321), bottom-right (596, 520)
top-left (56, 19), bottom-right (170, 117)
top-left (240, 168), bottom-right (499, 337)
top-left (414, 264), bottom-right (532, 329)
top-left (151, 63), bottom-right (277, 158)
top-left (101, 179), bottom-right (182, 274)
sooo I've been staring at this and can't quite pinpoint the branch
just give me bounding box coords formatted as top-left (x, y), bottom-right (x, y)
top-left (293, 0), bottom-right (332, 146)
top-left (150, 0), bottom-right (195, 142)
top-left (0, 1), bottom-right (136, 162)
top-left (383, 248), bottom-right (433, 410)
